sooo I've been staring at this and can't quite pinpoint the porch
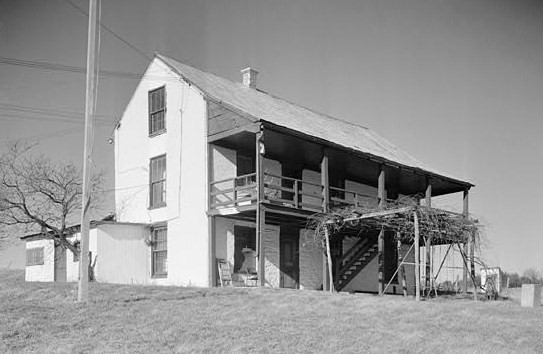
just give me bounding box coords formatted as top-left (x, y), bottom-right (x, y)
top-left (209, 172), bottom-right (380, 216)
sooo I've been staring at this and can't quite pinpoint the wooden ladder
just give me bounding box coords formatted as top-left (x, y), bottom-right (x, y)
top-left (217, 258), bottom-right (233, 287)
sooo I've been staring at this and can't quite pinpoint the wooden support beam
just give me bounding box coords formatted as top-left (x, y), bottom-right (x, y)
top-left (321, 151), bottom-right (330, 213)
top-left (463, 188), bottom-right (469, 294)
top-left (208, 216), bottom-right (216, 287)
top-left (258, 206), bottom-right (266, 287)
top-left (323, 252), bottom-right (330, 291)
top-left (396, 232), bottom-right (408, 297)
top-left (464, 189), bottom-right (476, 299)
top-left (425, 179), bottom-right (432, 207)
top-left (378, 164), bottom-right (386, 208)
top-left (414, 211), bottom-right (420, 301)
top-left (425, 178), bottom-right (432, 294)
top-left (255, 129), bottom-right (266, 287)
top-left (324, 226), bottom-right (334, 292)
top-left (207, 140), bottom-right (216, 287)
top-left (378, 227), bottom-right (384, 296)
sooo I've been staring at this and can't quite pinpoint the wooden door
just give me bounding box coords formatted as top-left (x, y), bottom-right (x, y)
top-left (54, 243), bottom-right (67, 282)
top-left (280, 231), bottom-right (299, 289)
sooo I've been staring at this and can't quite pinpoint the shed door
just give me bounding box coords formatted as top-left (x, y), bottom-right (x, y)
top-left (54, 243), bottom-right (67, 282)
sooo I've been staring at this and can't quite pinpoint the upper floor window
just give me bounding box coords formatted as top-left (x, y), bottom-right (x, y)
top-left (150, 155), bottom-right (166, 208)
top-left (149, 86), bottom-right (166, 136)
top-left (26, 247), bottom-right (44, 266)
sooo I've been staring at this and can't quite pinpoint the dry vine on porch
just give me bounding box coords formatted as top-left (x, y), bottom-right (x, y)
top-left (306, 196), bottom-right (484, 300)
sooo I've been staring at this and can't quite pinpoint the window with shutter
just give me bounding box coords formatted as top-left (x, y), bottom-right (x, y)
top-left (151, 226), bottom-right (167, 277)
top-left (149, 155), bottom-right (166, 208)
top-left (148, 86), bottom-right (166, 136)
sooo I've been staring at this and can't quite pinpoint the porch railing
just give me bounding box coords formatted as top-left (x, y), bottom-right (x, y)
top-left (210, 173), bottom-right (257, 209)
top-left (210, 172), bottom-right (381, 213)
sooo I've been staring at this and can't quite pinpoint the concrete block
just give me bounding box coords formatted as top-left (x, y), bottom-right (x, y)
top-left (521, 284), bottom-right (541, 308)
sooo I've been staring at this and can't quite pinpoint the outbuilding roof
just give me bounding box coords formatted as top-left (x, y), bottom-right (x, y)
top-left (156, 54), bottom-right (472, 188)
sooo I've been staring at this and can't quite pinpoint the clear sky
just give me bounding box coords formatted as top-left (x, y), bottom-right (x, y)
top-left (1, 0), bottom-right (542, 274)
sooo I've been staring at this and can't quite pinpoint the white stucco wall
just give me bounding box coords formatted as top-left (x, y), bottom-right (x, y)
top-left (115, 57), bottom-right (209, 287)
top-left (299, 229), bottom-right (324, 290)
top-left (25, 239), bottom-right (55, 282)
top-left (115, 58), bottom-right (183, 224)
top-left (210, 146), bottom-right (237, 207)
top-left (263, 225), bottom-right (280, 288)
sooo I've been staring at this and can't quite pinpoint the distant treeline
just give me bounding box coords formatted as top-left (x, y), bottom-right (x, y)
top-left (503, 268), bottom-right (542, 288)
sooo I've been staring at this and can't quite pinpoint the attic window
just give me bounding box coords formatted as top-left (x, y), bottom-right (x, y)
top-left (149, 86), bottom-right (166, 136)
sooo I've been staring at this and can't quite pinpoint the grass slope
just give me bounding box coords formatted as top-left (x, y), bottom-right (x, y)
top-left (1, 269), bottom-right (542, 353)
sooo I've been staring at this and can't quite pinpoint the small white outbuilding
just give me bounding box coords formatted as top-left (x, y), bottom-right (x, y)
top-left (21, 221), bottom-right (153, 285)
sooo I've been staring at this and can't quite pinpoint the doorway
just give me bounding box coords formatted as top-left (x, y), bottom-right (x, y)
top-left (280, 227), bottom-right (299, 289)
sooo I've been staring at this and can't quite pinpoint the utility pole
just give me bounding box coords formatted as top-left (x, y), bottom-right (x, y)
top-left (78, 0), bottom-right (101, 302)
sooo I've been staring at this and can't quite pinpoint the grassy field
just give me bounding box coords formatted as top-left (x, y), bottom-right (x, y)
top-left (1, 269), bottom-right (542, 353)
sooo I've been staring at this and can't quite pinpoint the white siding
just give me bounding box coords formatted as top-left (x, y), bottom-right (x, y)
top-left (25, 239), bottom-right (54, 282)
top-left (95, 224), bottom-right (150, 284)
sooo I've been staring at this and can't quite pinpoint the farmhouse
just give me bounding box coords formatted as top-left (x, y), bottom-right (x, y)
top-left (23, 54), bottom-right (474, 294)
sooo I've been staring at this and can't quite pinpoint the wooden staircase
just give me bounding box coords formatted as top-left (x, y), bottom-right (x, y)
top-left (335, 236), bottom-right (379, 292)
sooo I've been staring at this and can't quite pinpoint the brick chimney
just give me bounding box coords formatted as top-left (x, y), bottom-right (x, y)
top-left (241, 67), bottom-right (258, 89)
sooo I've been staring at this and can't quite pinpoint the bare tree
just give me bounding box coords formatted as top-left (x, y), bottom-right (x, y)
top-left (0, 141), bottom-right (104, 256)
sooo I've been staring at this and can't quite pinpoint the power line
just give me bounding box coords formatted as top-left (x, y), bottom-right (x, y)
top-left (0, 102), bottom-right (116, 120)
top-left (0, 127), bottom-right (83, 143)
top-left (0, 113), bottom-right (113, 125)
top-left (0, 56), bottom-right (141, 80)
top-left (60, 0), bottom-right (152, 62)
top-left (0, 56), bottom-right (180, 82)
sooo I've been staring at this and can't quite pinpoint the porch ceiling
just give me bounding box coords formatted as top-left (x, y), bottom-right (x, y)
top-left (210, 127), bottom-right (468, 198)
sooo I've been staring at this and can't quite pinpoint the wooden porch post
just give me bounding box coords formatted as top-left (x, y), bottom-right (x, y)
top-left (256, 128), bottom-right (266, 287)
top-left (378, 229), bottom-right (384, 295)
top-left (425, 179), bottom-right (432, 294)
top-left (321, 151), bottom-right (330, 213)
top-left (464, 188), bottom-right (476, 299)
top-left (321, 150), bottom-right (330, 291)
top-left (207, 141), bottom-right (216, 287)
top-left (208, 216), bottom-right (216, 287)
top-left (378, 164), bottom-right (385, 295)
top-left (397, 235), bottom-right (408, 297)
top-left (462, 188), bottom-right (469, 294)
top-left (378, 164), bottom-right (386, 208)
top-left (324, 226), bottom-right (334, 292)
top-left (414, 210), bottom-right (421, 301)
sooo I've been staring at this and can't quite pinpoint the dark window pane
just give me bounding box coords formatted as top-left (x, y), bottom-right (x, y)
top-left (149, 86), bottom-right (166, 135)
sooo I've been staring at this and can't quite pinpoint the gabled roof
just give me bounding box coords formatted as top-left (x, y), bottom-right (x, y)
top-left (156, 53), bottom-right (472, 187)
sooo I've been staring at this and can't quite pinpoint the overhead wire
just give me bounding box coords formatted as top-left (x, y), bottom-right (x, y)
top-left (0, 56), bottom-right (179, 82)
top-left (0, 102), bottom-right (115, 121)
top-left (60, 0), bottom-right (152, 62)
